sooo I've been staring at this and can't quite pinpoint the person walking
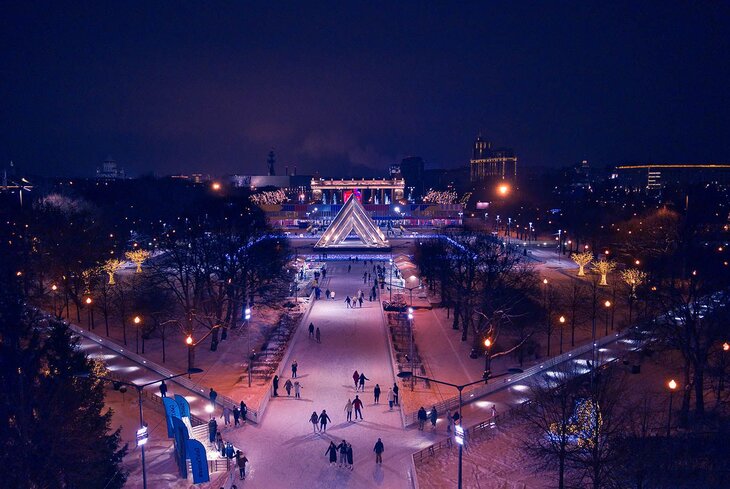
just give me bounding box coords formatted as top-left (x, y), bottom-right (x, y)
top-left (240, 401), bottom-right (247, 423)
top-left (337, 440), bottom-right (348, 467)
top-left (352, 371), bottom-right (360, 390)
top-left (387, 388), bottom-right (395, 410)
top-left (358, 296), bottom-right (363, 307)
top-left (373, 438), bottom-right (384, 464)
top-left (363, 271), bottom-right (367, 283)
top-left (159, 380), bottom-right (168, 398)
top-left (309, 323), bottom-right (315, 338)
top-left (315, 327), bottom-right (321, 343)
top-left (325, 289), bottom-right (330, 300)
top-left (325, 441), bottom-right (338, 466)
top-left (233, 406), bottom-right (240, 426)
top-left (272, 375), bottom-right (279, 397)
top-left (319, 410), bottom-right (331, 432)
top-left (222, 406), bottom-right (232, 426)
top-left (430, 406), bottom-right (438, 429)
top-left (345, 296), bottom-right (351, 308)
top-left (374, 384), bottom-right (381, 404)
top-left (291, 360), bottom-right (298, 378)
top-left (309, 412), bottom-right (319, 433)
top-left (393, 383), bottom-right (399, 405)
top-left (348, 264), bottom-right (351, 273)
top-left (358, 373), bottom-right (369, 392)
top-left (208, 418), bottom-right (217, 443)
top-left (491, 404), bottom-right (498, 418)
top-left (344, 399), bottom-right (353, 422)
top-left (284, 379), bottom-right (293, 396)
top-left (353, 395), bottom-right (364, 420)
top-left (346, 442), bottom-right (354, 470)
top-left (330, 291), bottom-right (335, 300)
top-left (417, 406), bottom-right (427, 431)
top-left (235, 450), bottom-right (248, 480)
top-left (294, 381), bottom-right (302, 399)
top-left (209, 387), bottom-right (218, 407)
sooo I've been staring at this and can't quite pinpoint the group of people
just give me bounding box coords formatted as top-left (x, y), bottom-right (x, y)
top-left (307, 322), bottom-right (321, 342)
top-left (272, 373), bottom-right (303, 399)
top-left (344, 289), bottom-right (366, 308)
top-left (416, 405), bottom-right (439, 431)
top-left (324, 438), bottom-right (385, 468)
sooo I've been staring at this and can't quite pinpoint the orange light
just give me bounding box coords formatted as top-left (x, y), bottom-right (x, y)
top-left (85, 297), bottom-right (92, 305)
top-left (51, 284), bottom-right (57, 291)
top-left (212, 182), bottom-right (221, 191)
top-left (484, 338), bottom-right (492, 348)
top-left (635, 259), bottom-right (641, 265)
top-left (604, 300), bottom-right (611, 308)
top-left (559, 315), bottom-right (566, 324)
top-left (497, 184), bottom-right (510, 196)
top-left (16, 271), bottom-right (22, 277)
top-left (186, 335), bottom-right (193, 345)
top-left (723, 342), bottom-right (729, 352)
top-left (543, 278), bottom-right (548, 285)
top-left (133, 316), bottom-right (141, 324)
top-left (668, 379), bottom-right (677, 390)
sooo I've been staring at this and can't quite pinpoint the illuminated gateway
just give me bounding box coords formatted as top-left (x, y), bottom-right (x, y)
top-left (314, 194), bottom-right (390, 249)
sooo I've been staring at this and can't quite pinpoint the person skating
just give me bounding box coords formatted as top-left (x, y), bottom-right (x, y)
top-left (294, 381), bottom-right (302, 399)
top-left (348, 264), bottom-right (351, 272)
top-left (393, 383), bottom-right (399, 405)
top-left (358, 296), bottom-right (363, 307)
top-left (308, 323), bottom-right (315, 338)
top-left (430, 405), bottom-right (438, 429)
top-left (272, 375), bottom-right (279, 396)
top-left (235, 450), bottom-right (248, 480)
top-left (491, 404), bottom-right (498, 418)
top-left (373, 438), bottom-right (385, 464)
top-left (417, 406), bottom-right (427, 430)
top-left (240, 401), bottom-right (247, 423)
top-left (291, 360), bottom-right (298, 378)
top-left (363, 271), bottom-right (367, 283)
top-left (344, 399), bottom-right (353, 422)
top-left (346, 442), bottom-right (354, 470)
top-left (337, 440), bottom-right (348, 467)
top-left (233, 406), bottom-right (240, 426)
top-left (358, 373), bottom-right (369, 392)
top-left (345, 296), bottom-right (351, 308)
top-left (352, 395), bottom-right (364, 420)
top-left (159, 380), bottom-right (168, 398)
top-left (284, 379), bottom-right (293, 396)
top-left (222, 406), bottom-right (231, 426)
top-left (330, 291), bottom-right (336, 300)
top-left (315, 327), bottom-right (321, 343)
top-left (309, 412), bottom-right (319, 433)
top-left (319, 410), bottom-right (331, 432)
top-left (325, 441), bottom-right (338, 466)
top-left (374, 384), bottom-right (381, 404)
top-left (352, 371), bottom-right (359, 390)
top-left (209, 387), bottom-right (218, 407)
top-left (325, 289), bottom-right (330, 300)
top-left (387, 388), bottom-right (395, 410)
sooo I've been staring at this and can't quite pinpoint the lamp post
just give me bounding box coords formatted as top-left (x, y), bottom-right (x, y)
top-left (667, 379), bottom-right (678, 437)
top-left (245, 306), bottom-right (254, 387)
top-left (719, 342), bottom-right (729, 398)
top-left (397, 372), bottom-right (487, 489)
top-left (51, 284), bottom-right (58, 318)
top-left (186, 334), bottom-right (194, 377)
top-left (558, 315), bottom-right (566, 354)
top-left (408, 308), bottom-right (415, 390)
top-left (604, 300), bottom-right (611, 336)
top-left (75, 371), bottom-right (197, 489)
top-left (543, 278), bottom-right (551, 356)
top-left (483, 338), bottom-right (492, 381)
top-left (85, 296), bottom-right (94, 330)
top-left (134, 316), bottom-right (142, 354)
top-left (389, 258), bottom-right (394, 303)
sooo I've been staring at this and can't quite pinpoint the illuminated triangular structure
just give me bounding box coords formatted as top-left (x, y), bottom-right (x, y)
top-left (315, 194), bottom-right (390, 249)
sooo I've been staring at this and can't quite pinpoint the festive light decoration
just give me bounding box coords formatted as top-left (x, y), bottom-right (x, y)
top-left (125, 249), bottom-right (151, 273)
top-left (549, 398), bottom-right (603, 449)
top-left (571, 251), bottom-right (593, 276)
top-left (591, 259), bottom-right (616, 286)
top-left (250, 190), bottom-right (287, 206)
top-left (423, 190), bottom-right (458, 204)
top-left (621, 268), bottom-right (647, 298)
top-left (102, 259), bottom-right (124, 285)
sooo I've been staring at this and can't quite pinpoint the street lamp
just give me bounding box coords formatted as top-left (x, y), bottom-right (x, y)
top-left (85, 296), bottom-right (94, 330)
top-left (205, 402), bottom-right (215, 419)
top-left (483, 338), bottom-right (492, 382)
top-left (51, 284), bottom-right (59, 317)
top-left (134, 316), bottom-right (142, 354)
top-left (558, 315), bottom-right (566, 354)
top-left (397, 372), bottom-right (487, 489)
top-left (408, 308), bottom-right (415, 390)
top-left (186, 334), bottom-right (194, 377)
top-left (604, 300), bottom-right (611, 335)
top-left (245, 306), bottom-right (254, 387)
top-left (667, 379), bottom-right (678, 437)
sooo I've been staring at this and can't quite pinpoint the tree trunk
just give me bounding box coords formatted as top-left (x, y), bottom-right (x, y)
top-left (452, 302), bottom-right (460, 330)
top-left (693, 364), bottom-right (705, 418)
top-left (121, 318), bottom-right (127, 345)
top-left (210, 328), bottom-right (219, 351)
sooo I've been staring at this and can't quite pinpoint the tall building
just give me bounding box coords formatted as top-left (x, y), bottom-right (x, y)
top-left (469, 136), bottom-right (517, 182)
top-left (96, 156), bottom-right (126, 180)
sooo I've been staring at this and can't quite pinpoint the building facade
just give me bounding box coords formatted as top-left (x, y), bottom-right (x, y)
top-left (469, 136), bottom-right (517, 182)
top-left (615, 164), bottom-right (730, 189)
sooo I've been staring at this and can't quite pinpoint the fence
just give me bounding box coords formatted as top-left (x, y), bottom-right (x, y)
top-left (402, 329), bottom-right (631, 426)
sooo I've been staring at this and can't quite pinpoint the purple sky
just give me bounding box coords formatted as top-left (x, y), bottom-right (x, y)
top-left (2, 1), bottom-right (729, 177)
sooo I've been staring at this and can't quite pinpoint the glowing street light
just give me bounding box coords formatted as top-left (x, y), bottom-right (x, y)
top-left (211, 182), bottom-right (221, 191)
top-left (667, 379), bottom-right (678, 437)
top-left (483, 337), bottom-right (493, 382)
top-left (133, 316), bottom-right (142, 354)
top-left (85, 296), bottom-right (95, 329)
top-left (558, 315), bottom-right (566, 354)
top-left (497, 183), bottom-right (510, 196)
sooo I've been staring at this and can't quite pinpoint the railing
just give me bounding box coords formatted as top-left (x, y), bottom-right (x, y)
top-left (67, 321), bottom-right (261, 423)
top-left (403, 329), bottom-right (632, 426)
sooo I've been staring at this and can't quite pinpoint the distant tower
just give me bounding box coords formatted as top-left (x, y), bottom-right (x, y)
top-left (267, 150), bottom-right (276, 176)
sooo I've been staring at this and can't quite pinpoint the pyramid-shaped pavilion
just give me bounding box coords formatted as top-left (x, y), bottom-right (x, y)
top-left (315, 194), bottom-right (390, 249)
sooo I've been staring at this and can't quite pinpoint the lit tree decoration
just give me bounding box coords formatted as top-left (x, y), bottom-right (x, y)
top-left (81, 268), bottom-right (94, 294)
top-left (571, 251), bottom-right (593, 276)
top-left (620, 268), bottom-right (647, 298)
top-left (102, 259), bottom-right (123, 285)
top-left (591, 259), bottom-right (616, 286)
top-left (423, 190), bottom-right (458, 204)
top-left (250, 189), bottom-right (287, 206)
top-left (549, 398), bottom-right (603, 448)
top-left (125, 249), bottom-right (151, 273)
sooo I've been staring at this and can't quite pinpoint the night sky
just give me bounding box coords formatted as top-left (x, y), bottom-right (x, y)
top-left (2, 1), bottom-right (729, 178)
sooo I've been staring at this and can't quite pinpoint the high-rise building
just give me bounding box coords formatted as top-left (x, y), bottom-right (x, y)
top-left (469, 136), bottom-right (517, 182)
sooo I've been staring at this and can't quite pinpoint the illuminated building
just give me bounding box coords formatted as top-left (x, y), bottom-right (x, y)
top-left (615, 164), bottom-right (730, 189)
top-left (469, 136), bottom-right (517, 183)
